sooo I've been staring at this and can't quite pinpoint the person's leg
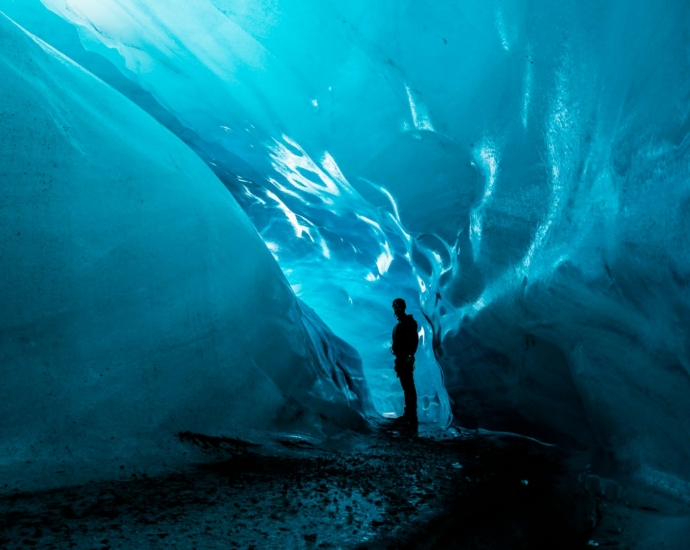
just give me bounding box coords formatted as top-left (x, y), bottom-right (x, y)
top-left (399, 367), bottom-right (418, 420)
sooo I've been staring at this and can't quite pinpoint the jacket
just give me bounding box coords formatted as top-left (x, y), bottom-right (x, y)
top-left (391, 314), bottom-right (419, 358)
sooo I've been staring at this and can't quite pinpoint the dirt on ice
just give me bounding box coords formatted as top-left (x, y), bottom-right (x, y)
top-left (0, 422), bottom-right (602, 549)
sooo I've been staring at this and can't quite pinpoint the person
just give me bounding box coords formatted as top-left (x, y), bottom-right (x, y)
top-left (391, 298), bottom-right (419, 423)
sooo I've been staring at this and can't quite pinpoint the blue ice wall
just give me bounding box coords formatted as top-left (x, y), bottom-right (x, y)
top-left (0, 12), bottom-right (372, 492)
top-left (9, 0), bottom-right (452, 424)
top-left (5, 0), bottom-right (690, 496)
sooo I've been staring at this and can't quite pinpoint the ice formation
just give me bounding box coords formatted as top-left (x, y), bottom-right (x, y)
top-left (4, 0), bottom-right (452, 424)
top-left (3, 0), bottom-right (690, 499)
top-left (0, 12), bottom-right (371, 492)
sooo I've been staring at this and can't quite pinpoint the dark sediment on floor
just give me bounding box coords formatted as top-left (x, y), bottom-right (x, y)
top-left (0, 423), bottom-right (601, 549)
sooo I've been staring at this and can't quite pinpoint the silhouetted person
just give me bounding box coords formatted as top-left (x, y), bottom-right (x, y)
top-left (391, 298), bottom-right (419, 423)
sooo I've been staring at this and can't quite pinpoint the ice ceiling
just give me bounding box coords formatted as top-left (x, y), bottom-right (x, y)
top-left (2, 0), bottom-right (690, 498)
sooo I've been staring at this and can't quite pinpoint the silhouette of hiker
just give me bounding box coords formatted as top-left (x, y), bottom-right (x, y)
top-left (391, 298), bottom-right (419, 423)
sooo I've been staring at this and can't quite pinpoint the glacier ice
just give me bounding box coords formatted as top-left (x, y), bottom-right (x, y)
top-left (3, 0), bottom-right (452, 425)
top-left (9, 0), bottom-right (453, 425)
top-left (4, 0), bottom-right (690, 499)
top-left (0, 13), bottom-right (371, 492)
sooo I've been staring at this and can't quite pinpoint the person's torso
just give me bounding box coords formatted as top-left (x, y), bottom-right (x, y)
top-left (392, 314), bottom-right (417, 356)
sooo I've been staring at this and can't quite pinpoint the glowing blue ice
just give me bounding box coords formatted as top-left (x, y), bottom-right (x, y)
top-left (5, 0), bottom-right (690, 500)
top-left (0, 12), bottom-right (371, 492)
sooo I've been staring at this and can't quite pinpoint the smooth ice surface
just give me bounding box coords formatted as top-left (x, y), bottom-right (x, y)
top-left (0, 13), bottom-right (372, 492)
top-left (7, 0), bottom-right (690, 498)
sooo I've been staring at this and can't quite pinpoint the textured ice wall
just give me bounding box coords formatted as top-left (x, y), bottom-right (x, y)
top-left (0, 13), bottom-right (371, 492)
top-left (21, 0), bottom-right (690, 493)
top-left (16, 0), bottom-right (452, 423)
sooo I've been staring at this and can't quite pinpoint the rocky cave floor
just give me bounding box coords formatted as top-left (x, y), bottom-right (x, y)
top-left (0, 422), bottom-right (680, 549)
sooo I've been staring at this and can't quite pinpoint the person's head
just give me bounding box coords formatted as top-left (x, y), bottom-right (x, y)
top-left (392, 298), bottom-right (406, 319)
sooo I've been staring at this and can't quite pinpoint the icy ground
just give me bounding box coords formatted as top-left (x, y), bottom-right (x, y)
top-left (0, 425), bottom-right (602, 549)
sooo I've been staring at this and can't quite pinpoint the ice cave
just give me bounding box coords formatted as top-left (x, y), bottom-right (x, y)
top-left (1, 0), bottom-right (690, 547)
